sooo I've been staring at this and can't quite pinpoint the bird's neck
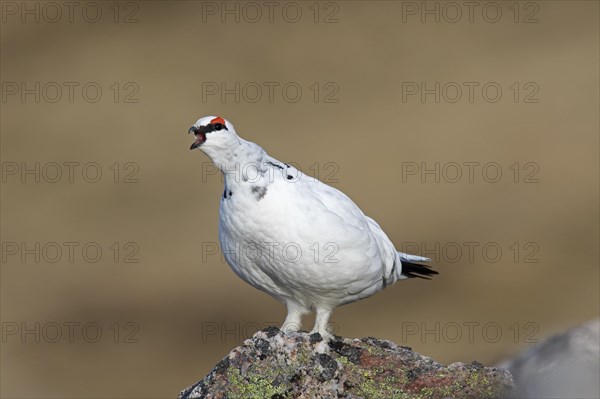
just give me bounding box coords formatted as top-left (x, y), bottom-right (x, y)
top-left (204, 139), bottom-right (268, 185)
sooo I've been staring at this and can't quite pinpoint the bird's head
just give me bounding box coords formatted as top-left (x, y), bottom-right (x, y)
top-left (188, 116), bottom-right (237, 151)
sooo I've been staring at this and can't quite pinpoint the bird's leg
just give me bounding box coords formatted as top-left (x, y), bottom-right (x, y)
top-left (311, 307), bottom-right (333, 339)
top-left (281, 302), bottom-right (307, 334)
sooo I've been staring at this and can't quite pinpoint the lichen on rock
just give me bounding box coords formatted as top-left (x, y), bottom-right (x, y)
top-left (178, 326), bottom-right (514, 399)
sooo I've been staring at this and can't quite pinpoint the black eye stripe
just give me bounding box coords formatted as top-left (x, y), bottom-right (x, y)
top-left (197, 123), bottom-right (228, 134)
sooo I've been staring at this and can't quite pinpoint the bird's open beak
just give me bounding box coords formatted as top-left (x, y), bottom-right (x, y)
top-left (189, 126), bottom-right (206, 150)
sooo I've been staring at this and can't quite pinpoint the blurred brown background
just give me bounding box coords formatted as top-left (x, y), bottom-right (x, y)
top-left (1, 1), bottom-right (598, 397)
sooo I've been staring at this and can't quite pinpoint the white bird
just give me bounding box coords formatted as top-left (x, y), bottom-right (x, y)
top-left (189, 116), bottom-right (438, 338)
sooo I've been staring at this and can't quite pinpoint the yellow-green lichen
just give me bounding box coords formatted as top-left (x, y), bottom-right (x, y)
top-left (467, 370), bottom-right (494, 396)
top-left (226, 368), bottom-right (288, 399)
top-left (342, 361), bottom-right (407, 398)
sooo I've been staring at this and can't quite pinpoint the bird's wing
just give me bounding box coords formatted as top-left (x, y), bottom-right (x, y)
top-left (287, 174), bottom-right (394, 293)
top-left (363, 216), bottom-right (401, 284)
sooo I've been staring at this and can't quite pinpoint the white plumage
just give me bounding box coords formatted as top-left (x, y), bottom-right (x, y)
top-left (189, 116), bottom-right (437, 338)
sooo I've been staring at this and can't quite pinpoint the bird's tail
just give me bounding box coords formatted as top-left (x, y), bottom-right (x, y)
top-left (397, 252), bottom-right (439, 280)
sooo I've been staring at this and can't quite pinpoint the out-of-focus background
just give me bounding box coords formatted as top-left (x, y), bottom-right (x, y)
top-left (1, 1), bottom-right (598, 397)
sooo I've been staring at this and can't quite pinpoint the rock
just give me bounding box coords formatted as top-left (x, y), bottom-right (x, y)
top-left (178, 327), bottom-right (514, 399)
top-left (501, 318), bottom-right (600, 398)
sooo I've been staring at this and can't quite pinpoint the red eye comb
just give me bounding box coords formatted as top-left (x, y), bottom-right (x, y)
top-left (210, 117), bottom-right (226, 125)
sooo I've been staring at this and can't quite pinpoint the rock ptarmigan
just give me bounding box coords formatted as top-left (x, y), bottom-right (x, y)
top-left (189, 116), bottom-right (438, 338)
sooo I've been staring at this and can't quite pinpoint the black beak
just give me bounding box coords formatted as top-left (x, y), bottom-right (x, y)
top-left (189, 126), bottom-right (205, 150)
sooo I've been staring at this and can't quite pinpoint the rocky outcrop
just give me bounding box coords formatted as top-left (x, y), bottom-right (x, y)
top-left (179, 327), bottom-right (514, 399)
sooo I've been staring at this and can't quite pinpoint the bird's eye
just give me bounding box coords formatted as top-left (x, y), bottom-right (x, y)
top-left (214, 123), bottom-right (222, 131)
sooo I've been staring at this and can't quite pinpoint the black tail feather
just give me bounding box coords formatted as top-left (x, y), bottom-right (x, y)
top-left (401, 261), bottom-right (439, 280)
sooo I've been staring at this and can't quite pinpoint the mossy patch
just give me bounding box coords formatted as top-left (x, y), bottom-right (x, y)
top-left (226, 368), bottom-right (289, 399)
